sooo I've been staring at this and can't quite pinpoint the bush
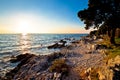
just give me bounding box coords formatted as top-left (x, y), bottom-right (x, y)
top-left (49, 59), bottom-right (69, 74)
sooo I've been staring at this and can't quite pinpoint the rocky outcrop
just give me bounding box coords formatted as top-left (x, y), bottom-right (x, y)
top-left (4, 53), bottom-right (69, 80)
top-left (5, 53), bottom-right (35, 79)
top-left (106, 55), bottom-right (120, 80)
top-left (48, 40), bottom-right (67, 49)
top-left (84, 55), bottom-right (120, 80)
top-left (47, 43), bottom-right (65, 49)
top-left (3, 36), bottom-right (118, 80)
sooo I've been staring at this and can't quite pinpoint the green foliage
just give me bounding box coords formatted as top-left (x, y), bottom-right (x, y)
top-left (78, 0), bottom-right (120, 44)
top-left (78, 0), bottom-right (120, 29)
top-left (115, 38), bottom-right (120, 44)
top-left (97, 24), bottom-right (108, 35)
top-left (49, 59), bottom-right (69, 74)
top-left (108, 48), bottom-right (120, 58)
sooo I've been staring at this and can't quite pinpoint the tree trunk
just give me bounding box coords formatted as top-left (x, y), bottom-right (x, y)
top-left (110, 28), bottom-right (116, 44)
top-left (108, 29), bottom-right (111, 37)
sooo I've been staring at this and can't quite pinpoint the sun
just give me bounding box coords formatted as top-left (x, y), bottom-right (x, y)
top-left (22, 32), bottom-right (27, 36)
top-left (15, 18), bottom-right (34, 34)
top-left (12, 13), bottom-right (57, 34)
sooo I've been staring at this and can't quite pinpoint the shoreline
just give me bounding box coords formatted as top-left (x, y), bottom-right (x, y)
top-left (1, 35), bottom-right (119, 80)
top-left (0, 34), bottom-right (87, 77)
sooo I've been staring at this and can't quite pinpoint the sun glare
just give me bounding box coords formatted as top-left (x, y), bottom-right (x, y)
top-left (22, 32), bottom-right (27, 36)
top-left (14, 16), bottom-right (35, 34)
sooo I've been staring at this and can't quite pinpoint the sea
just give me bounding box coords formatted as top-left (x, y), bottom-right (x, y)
top-left (0, 34), bottom-right (87, 77)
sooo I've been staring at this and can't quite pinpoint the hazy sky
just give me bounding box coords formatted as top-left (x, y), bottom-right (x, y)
top-left (0, 0), bottom-right (91, 34)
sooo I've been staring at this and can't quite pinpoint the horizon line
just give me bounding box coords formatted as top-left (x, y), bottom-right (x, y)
top-left (0, 32), bottom-right (89, 34)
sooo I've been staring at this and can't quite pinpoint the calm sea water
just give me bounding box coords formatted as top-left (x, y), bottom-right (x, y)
top-left (0, 34), bottom-right (87, 77)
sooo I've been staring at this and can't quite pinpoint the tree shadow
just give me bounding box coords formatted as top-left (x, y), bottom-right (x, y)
top-left (115, 43), bottom-right (120, 47)
top-left (110, 64), bottom-right (120, 80)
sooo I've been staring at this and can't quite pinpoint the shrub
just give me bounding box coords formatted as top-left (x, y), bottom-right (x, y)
top-left (49, 59), bottom-right (69, 74)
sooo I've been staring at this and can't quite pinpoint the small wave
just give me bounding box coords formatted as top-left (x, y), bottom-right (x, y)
top-left (0, 52), bottom-right (12, 56)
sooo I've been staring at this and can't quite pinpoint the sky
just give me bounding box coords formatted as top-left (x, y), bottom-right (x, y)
top-left (0, 0), bottom-right (91, 34)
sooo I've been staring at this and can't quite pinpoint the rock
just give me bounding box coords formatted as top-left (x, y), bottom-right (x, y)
top-left (93, 35), bottom-right (97, 40)
top-left (107, 55), bottom-right (120, 67)
top-left (97, 55), bottom-right (120, 80)
top-left (4, 52), bottom-right (66, 80)
top-left (5, 53), bottom-right (36, 79)
top-left (85, 67), bottom-right (92, 74)
top-left (47, 43), bottom-right (60, 49)
top-left (59, 40), bottom-right (67, 44)
top-left (97, 71), bottom-right (105, 80)
top-left (85, 68), bottom-right (92, 79)
top-left (71, 41), bottom-right (80, 44)
top-left (53, 72), bottom-right (61, 80)
top-left (3, 36), bottom-right (111, 80)
top-left (49, 73), bottom-right (54, 79)
top-left (10, 53), bottom-right (35, 63)
top-left (48, 40), bottom-right (67, 49)
top-left (96, 44), bottom-right (108, 50)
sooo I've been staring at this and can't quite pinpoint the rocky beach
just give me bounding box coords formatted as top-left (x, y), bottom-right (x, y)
top-left (1, 35), bottom-right (119, 80)
top-left (0, 0), bottom-right (120, 80)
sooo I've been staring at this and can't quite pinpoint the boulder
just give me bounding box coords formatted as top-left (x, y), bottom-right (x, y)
top-left (48, 43), bottom-right (65, 49)
top-left (48, 40), bottom-right (67, 49)
top-left (10, 53), bottom-right (35, 63)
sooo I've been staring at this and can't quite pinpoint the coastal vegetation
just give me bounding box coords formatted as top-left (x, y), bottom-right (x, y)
top-left (105, 37), bottom-right (120, 59)
top-left (49, 59), bottom-right (69, 75)
top-left (78, 0), bottom-right (120, 44)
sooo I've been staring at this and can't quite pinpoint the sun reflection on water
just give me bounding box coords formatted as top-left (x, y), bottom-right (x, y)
top-left (20, 33), bottom-right (31, 54)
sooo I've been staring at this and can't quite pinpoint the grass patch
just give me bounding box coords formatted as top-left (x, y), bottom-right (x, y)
top-left (100, 37), bottom-right (120, 59)
top-left (115, 38), bottom-right (120, 45)
top-left (106, 47), bottom-right (120, 59)
top-left (97, 35), bottom-right (115, 48)
top-left (97, 36), bottom-right (120, 59)
top-left (107, 38), bottom-right (120, 59)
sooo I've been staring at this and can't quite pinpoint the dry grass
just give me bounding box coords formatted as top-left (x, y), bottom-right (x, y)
top-left (49, 59), bottom-right (69, 74)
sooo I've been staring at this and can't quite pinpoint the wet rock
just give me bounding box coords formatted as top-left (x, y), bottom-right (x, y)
top-left (47, 43), bottom-right (62, 49)
top-left (59, 40), bottom-right (67, 44)
top-left (4, 52), bottom-right (66, 80)
top-left (10, 53), bottom-right (35, 63)
top-left (71, 41), bottom-right (80, 44)
top-left (48, 40), bottom-right (67, 49)
top-left (5, 53), bottom-right (36, 79)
